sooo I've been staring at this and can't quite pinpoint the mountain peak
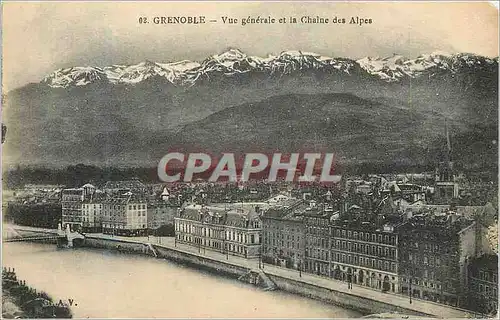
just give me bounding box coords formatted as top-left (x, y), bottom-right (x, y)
top-left (215, 48), bottom-right (247, 59)
top-left (40, 50), bottom-right (498, 88)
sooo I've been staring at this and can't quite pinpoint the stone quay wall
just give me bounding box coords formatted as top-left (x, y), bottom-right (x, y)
top-left (82, 236), bottom-right (249, 279)
top-left (266, 273), bottom-right (432, 317)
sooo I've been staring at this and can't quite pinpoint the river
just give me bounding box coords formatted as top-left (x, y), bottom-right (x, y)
top-left (3, 242), bottom-right (362, 318)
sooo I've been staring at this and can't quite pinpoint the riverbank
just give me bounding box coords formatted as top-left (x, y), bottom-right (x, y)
top-left (3, 225), bottom-right (474, 318)
top-left (2, 268), bottom-right (72, 318)
top-left (80, 234), bottom-right (473, 318)
top-left (2, 290), bottom-right (26, 319)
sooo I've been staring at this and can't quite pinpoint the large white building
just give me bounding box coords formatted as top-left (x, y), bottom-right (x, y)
top-left (101, 194), bottom-right (148, 236)
top-left (82, 201), bottom-right (103, 232)
top-left (175, 204), bottom-right (262, 258)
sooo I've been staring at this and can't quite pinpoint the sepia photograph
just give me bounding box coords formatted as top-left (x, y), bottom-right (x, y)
top-left (1, 1), bottom-right (498, 319)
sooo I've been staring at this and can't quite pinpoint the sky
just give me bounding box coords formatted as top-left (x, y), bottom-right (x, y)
top-left (2, 1), bottom-right (499, 91)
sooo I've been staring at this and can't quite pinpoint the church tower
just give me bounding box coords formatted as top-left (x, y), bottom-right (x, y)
top-left (434, 119), bottom-right (459, 204)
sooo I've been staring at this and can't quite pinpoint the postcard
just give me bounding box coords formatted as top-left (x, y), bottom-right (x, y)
top-left (1, 1), bottom-right (498, 319)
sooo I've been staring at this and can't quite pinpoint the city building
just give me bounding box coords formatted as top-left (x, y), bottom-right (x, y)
top-left (175, 204), bottom-right (262, 258)
top-left (61, 188), bottom-right (86, 231)
top-left (147, 201), bottom-right (179, 229)
top-left (261, 199), bottom-right (306, 269)
top-left (330, 215), bottom-right (400, 293)
top-left (396, 211), bottom-right (476, 307)
top-left (62, 184), bottom-right (100, 231)
top-left (466, 254), bottom-right (498, 315)
top-left (101, 194), bottom-right (148, 236)
top-left (81, 200), bottom-right (103, 233)
top-left (304, 203), bottom-right (336, 277)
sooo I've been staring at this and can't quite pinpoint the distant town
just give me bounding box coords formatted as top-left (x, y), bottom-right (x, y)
top-left (4, 140), bottom-right (498, 316)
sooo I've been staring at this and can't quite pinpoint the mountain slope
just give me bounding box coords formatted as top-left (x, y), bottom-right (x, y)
top-left (2, 50), bottom-right (497, 168)
top-left (175, 93), bottom-right (438, 162)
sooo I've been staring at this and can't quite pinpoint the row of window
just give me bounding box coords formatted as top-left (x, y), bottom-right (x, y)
top-left (477, 283), bottom-right (498, 297)
top-left (263, 223), bottom-right (300, 233)
top-left (102, 223), bottom-right (146, 229)
top-left (178, 235), bottom-right (250, 254)
top-left (262, 247), bottom-right (303, 258)
top-left (306, 226), bottom-right (329, 236)
top-left (101, 210), bottom-right (146, 217)
top-left (402, 278), bottom-right (442, 289)
top-left (332, 228), bottom-right (396, 245)
top-left (333, 241), bottom-right (396, 258)
top-left (407, 253), bottom-right (442, 266)
top-left (400, 241), bottom-right (442, 252)
top-left (263, 231), bottom-right (301, 242)
top-left (176, 222), bottom-right (260, 244)
top-left (307, 236), bottom-right (329, 249)
top-left (264, 238), bottom-right (297, 248)
top-left (330, 252), bottom-right (397, 272)
top-left (478, 270), bottom-right (498, 283)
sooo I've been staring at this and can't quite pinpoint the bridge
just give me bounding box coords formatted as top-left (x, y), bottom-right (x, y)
top-left (4, 224), bottom-right (85, 248)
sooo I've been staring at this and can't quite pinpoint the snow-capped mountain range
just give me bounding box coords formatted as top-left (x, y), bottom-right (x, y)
top-left (42, 49), bottom-right (498, 88)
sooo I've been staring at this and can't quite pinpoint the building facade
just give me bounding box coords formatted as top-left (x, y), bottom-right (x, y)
top-left (330, 221), bottom-right (399, 293)
top-left (397, 212), bottom-right (476, 307)
top-left (147, 201), bottom-right (179, 229)
top-left (101, 196), bottom-right (148, 236)
top-left (466, 254), bottom-right (498, 315)
top-left (304, 205), bottom-right (334, 277)
top-left (81, 201), bottom-right (103, 233)
top-left (175, 204), bottom-right (262, 258)
top-left (61, 188), bottom-right (85, 231)
top-left (261, 200), bottom-right (305, 269)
